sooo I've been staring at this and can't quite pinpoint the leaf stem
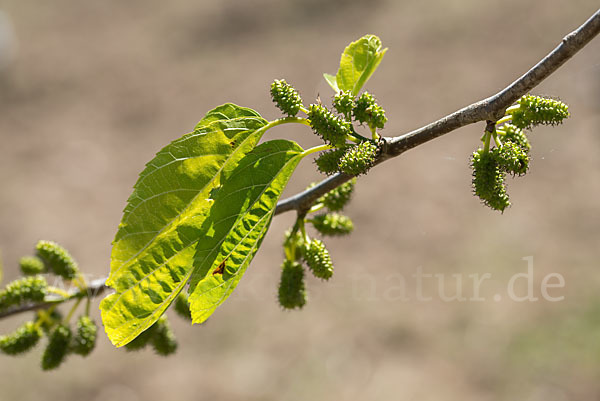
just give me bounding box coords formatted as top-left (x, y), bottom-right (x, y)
top-left (492, 131), bottom-right (502, 147)
top-left (496, 115), bottom-right (513, 125)
top-left (370, 126), bottom-right (381, 141)
top-left (483, 131), bottom-right (492, 153)
top-left (267, 116), bottom-right (311, 130)
top-left (302, 144), bottom-right (333, 157)
top-left (300, 218), bottom-right (309, 243)
top-left (47, 287), bottom-right (71, 298)
top-left (35, 307), bottom-right (56, 329)
top-left (505, 104), bottom-right (520, 114)
top-left (308, 203), bottom-right (325, 214)
top-left (64, 297), bottom-right (82, 324)
top-left (348, 129), bottom-right (371, 143)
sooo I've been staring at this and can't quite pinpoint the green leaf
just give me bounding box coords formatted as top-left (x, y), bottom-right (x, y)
top-left (323, 73), bottom-right (339, 93)
top-left (187, 139), bottom-right (304, 324)
top-left (100, 103), bottom-right (270, 347)
top-left (335, 35), bottom-right (387, 96)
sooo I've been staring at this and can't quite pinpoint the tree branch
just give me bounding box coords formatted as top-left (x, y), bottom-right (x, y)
top-left (0, 278), bottom-right (108, 319)
top-left (277, 8), bottom-right (600, 213)
top-left (275, 173), bottom-right (354, 215)
top-left (1, 9), bottom-right (599, 320)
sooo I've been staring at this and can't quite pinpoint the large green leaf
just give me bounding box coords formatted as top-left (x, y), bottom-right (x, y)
top-left (333, 35), bottom-right (387, 96)
top-left (100, 103), bottom-right (270, 347)
top-left (187, 139), bottom-right (304, 324)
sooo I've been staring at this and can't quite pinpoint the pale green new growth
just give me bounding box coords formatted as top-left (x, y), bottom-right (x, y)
top-left (323, 73), bottom-right (339, 93)
top-left (325, 35), bottom-right (387, 95)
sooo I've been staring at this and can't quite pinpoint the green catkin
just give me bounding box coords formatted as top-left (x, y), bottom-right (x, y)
top-left (0, 321), bottom-right (42, 355)
top-left (278, 260), bottom-right (307, 309)
top-left (270, 79), bottom-right (303, 117)
top-left (308, 104), bottom-right (351, 147)
top-left (499, 124), bottom-right (530, 151)
top-left (174, 292), bottom-right (192, 321)
top-left (41, 324), bottom-right (72, 370)
top-left (0, 276), bottom-right (47, 310)
top-left (19, 256), bottom-right (46, 275)
top-left (509, 94), bottom-right (569, 130)
top-left (303, 239), bottom-right (334, 280)
top-left (151, 317), bottom-right (177, 356)
top-left (494, 142), bottom-right (529, 176)
top-left (311, 213), bottom-right (354, 236)
top-left (353, 92), bottom-right (387, 129)
top-left (470, 96), bottom-right (569, 211)
top-left (35, 240), bottom-right (79, 280)
top-left (333, 91), bottom-right (355, 120)
top-left (71, 316), bottom-right (97, 356)
top-left (337, 141), bottom-right (379, 175)
top-left (318, 178), bottom-right (356, 211)
top-left (471, 149), bottom-right (510, 212)
top-left (315, 147), bottom-right (349, 175)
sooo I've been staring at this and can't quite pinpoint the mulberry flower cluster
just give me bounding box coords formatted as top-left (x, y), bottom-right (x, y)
top-left (0, 239), bottom-right (187, 370)
top-left (509, 94), bottom-right (569, 130)
top-left (270, 80), bottom-right (384, 177)
top-left (270, 79), bottom-right (303, 117)
top-left (277, 180), bottom-right (356, 309)
top-left (470, 95), bottom-right (569, 211)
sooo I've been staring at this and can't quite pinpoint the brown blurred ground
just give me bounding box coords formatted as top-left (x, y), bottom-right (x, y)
top-left (0, 1), bottom-right (599, 400)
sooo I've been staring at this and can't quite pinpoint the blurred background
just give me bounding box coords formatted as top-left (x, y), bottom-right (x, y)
top-left (0, 1), bottom-right (598, 400)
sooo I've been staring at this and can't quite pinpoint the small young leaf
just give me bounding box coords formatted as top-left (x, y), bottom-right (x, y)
top-left (323, 73), bottom-right (339, 93)
top-left (335, 35), bottom-right (387, 96)
top-left (101, 104), bottom-right (270, 347)
top-left (187, 140), bottom-right (305, 324)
